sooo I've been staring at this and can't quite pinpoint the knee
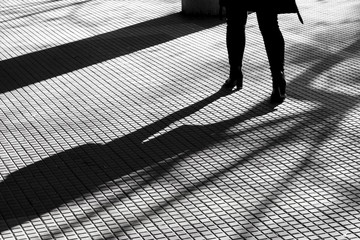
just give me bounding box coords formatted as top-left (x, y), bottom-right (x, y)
top-left (226, 7), bottom-right (247, 28)
top-left (257, 13), bottom-right (280, 36)
top-left (227, 15), bottom-right (246, 31)
top-left (259, 22), bottom-right (280, 35)
top-left (227, 21), bottom-right (245, 32)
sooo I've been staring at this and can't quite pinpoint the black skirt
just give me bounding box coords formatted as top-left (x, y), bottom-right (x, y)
top-left (223, 0), bottom-right (298, 13)
top-left (222, 0), bottom-right (303, 23)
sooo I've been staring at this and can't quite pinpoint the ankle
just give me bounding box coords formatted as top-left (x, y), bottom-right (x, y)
top-left (272, 71), bottom-right (286, 88)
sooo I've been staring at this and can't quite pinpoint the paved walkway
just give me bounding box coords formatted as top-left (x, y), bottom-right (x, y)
top-left (1, 0), bottom-right (360, 239)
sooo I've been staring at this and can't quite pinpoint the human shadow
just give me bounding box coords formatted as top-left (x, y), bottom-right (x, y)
top-left (109, 33), bottom-right (360, 238)
top-left (0, 13), bottom-right (222, 94)
top-left (0, 89), bottom-right (278, 232)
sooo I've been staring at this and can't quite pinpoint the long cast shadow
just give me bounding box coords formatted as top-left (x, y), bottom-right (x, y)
top-left (0, 13), bottom-right (222, 94)
top-left (0, 89), bottom-right (278, 232)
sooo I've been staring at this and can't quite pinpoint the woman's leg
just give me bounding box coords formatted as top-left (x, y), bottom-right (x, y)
top-left (256, 11), bottom-right (284, 76)
top-left (223, 2), bottom-right (248, 89)
top-left (257, 11), bottom-right (287, 101)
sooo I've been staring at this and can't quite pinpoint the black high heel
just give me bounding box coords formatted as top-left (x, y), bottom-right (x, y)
top-left (270, 86), bottom-right (287, 103)
top-left (221, 73), bottom-right (243, 91)
top-left (270, 71), bottom-right (287, 103)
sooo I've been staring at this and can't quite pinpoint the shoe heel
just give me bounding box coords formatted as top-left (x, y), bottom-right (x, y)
top-left (222, 72), bottom-right (243, 91)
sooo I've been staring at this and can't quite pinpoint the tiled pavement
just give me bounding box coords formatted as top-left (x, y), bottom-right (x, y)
top-left (1, 0), bottom-right (360, 239)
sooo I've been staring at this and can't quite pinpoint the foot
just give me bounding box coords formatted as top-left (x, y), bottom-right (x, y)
top-left (270, 71), bottom-right (286, 103)
top-left (221, 77), bottom-right (243, 91)
top-left (270, 86), bottom-right (287, 103)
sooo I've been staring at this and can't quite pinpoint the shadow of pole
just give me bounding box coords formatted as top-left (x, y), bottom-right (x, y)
top-left (0, 13), bottom-right (222, 94)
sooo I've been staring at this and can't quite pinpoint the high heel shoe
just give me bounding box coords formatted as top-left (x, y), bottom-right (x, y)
top-left (221, 74), bottom-right (243, 91)
top-left (270, 86), bottom-right (287, 103)
top-left (270, 71), bottom-right (287, 103)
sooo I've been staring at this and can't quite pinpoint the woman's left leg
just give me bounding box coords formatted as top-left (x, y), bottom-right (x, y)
top-left (257, 11), bottom-right (287, 102)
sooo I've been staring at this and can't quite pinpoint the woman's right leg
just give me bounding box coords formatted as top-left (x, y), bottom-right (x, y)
top-left (223, 2), bottom-right (248, 90)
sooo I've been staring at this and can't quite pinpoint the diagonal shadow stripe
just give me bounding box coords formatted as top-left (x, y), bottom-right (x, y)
top-left (0, 13), bottom-right (222, 94)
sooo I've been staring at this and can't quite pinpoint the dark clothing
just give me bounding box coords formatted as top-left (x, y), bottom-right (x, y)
top-left (220, 0), bottom-right (299, 13)
top-left (241, 0), bottom-right (299, 13)
top-left (220, 0), bottom-right (303, 23)
top-left (226, 5), bottom-right (285, 81)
